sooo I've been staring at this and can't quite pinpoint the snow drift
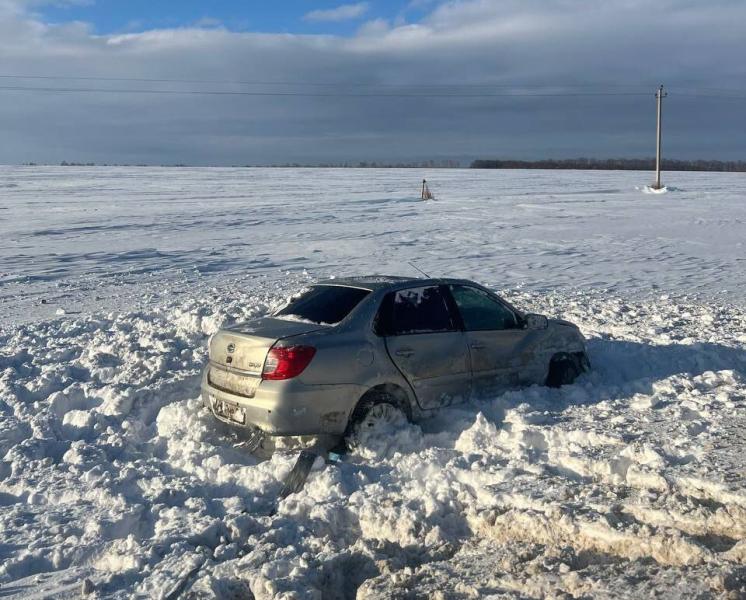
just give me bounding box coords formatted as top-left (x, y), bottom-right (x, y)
top-left (0, 167), bottom-right (744, 598)
top-left (0, 286), bottom-right (744, 598)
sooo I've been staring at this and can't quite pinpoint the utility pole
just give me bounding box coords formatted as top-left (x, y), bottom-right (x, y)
top-left (653, 84), bottom-right (667, 189)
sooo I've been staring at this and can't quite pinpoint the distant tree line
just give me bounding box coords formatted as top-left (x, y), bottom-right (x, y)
top-left (264, 159), bottom-right (463, 168)
top-left (25, 159), bottom-right (464, 168)
top-left (20, 158), bottom-right (746, 171)
top-left (470, 158), bottom-right (746, 172)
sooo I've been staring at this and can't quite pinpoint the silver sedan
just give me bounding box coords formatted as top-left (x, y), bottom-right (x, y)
top-left (201, 276), bottom-right (588, 444)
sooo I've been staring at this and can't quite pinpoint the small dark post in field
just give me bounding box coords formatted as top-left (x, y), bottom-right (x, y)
top-left (421, 179), bottom-right (434, 200)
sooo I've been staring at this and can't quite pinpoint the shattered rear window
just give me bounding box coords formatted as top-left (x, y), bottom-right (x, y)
top-left (275, 285), bottom-right (370, 325)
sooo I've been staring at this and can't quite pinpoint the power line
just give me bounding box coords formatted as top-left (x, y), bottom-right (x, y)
top-left (4, 74), bottom-right (745, 96)
top-left (672, 91), bottom-right (746, 100)
top-left (0, 74), bottom-right (655, 91)
top-left (672, 86), bottom-right (746, 96)
top-left (0, 76), bottom-right (742, 102)
top-left (0, 84), bottom-right (652, 98)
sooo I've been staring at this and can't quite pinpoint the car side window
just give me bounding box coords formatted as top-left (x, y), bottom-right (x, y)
top-left (376, 286), bottom-right (455, 336)
top-left (449, 285), bottom-right (519, 331)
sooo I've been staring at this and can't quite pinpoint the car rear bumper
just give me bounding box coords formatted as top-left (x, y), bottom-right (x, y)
top-left (200, 368), bottom-right (362, 436)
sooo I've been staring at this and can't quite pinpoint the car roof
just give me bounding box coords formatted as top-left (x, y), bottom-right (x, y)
top-left (315, 275), bottom-right (477, 292)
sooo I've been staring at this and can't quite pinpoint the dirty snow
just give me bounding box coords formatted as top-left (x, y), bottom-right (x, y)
top-left (0, 167), bottom-right (745, 598)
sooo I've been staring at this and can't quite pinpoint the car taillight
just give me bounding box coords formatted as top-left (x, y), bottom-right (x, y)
top-left (262, 345), bottom-right (316, 380)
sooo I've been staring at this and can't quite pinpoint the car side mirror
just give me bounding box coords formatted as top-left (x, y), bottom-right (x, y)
top-left (525, 313), bottom-right (549, 330)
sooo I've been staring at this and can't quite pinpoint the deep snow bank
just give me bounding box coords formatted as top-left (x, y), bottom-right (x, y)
top-left (0, 282), bottom-right (744, 599)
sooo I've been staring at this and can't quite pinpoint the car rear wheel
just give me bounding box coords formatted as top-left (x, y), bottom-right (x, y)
top-left (546, 353), bottom-right (586, 388)
top-left (344, 391), bottom-right (410, 452)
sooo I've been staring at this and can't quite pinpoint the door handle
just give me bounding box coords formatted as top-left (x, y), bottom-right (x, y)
top-left (395, 348), bottom-right (415, 358)
top-left (470, 342), bottom-right (486, 350)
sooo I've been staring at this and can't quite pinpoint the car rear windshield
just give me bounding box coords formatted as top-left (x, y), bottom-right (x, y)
top-left (275, 285), bottom-right (370, 325)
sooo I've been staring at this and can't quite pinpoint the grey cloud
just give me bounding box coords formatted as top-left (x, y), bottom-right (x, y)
top-left (0, 0), bottom-right (745, 165)
top-left (304, 3), bottom-right (369, 22)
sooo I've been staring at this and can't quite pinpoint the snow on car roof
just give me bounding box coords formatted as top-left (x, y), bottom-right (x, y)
top-left (315, 275), bottom-right (479, 291)
top-left (315, 275), bottom-right (423, 290)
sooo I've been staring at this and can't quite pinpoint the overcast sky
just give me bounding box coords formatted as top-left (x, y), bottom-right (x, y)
top-left (1, 0), bottom-right (745, 165)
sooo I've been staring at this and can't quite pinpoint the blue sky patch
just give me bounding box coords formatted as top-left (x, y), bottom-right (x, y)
top-left (38, 1), bottom-right (431, 35)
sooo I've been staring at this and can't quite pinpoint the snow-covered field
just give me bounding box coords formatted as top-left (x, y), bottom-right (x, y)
top-left (0, 167), bottom-right (745, 598)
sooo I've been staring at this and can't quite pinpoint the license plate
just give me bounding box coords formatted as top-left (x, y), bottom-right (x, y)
top-left (210, 395), bottom-right (246, 425)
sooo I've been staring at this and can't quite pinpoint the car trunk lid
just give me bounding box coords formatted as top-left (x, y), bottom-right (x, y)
top-left (207, 317), bottom-right (327, 398)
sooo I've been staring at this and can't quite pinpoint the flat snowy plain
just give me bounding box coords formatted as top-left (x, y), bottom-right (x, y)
top-left (0, 166), bottom-right (745, 598)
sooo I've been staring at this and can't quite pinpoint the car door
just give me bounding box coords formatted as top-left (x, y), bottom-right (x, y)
top-left (378, 285), bottom-right (471, 409)
top-left (447, 284), bottom-right (535, 399)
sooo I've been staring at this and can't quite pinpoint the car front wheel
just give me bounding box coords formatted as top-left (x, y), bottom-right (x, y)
top-left (546, 353), bottom-right (586, 388)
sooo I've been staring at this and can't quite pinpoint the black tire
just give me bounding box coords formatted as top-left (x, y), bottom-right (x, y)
top-left (546, 354), bottom-right (583, 388)
top-left (343, 389), bottom-right (410, 452)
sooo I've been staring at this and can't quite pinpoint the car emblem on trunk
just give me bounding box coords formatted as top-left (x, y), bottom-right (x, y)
top-left (227, 343), bottom-right (235, 354)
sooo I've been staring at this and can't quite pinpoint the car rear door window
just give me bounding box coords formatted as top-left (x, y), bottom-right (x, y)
top-left (449, 285), bottom-right (519, 331)
top-left (377, 286), bottom-right (455, 335)
top-left (276, 285), bottom-right (370, 324)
